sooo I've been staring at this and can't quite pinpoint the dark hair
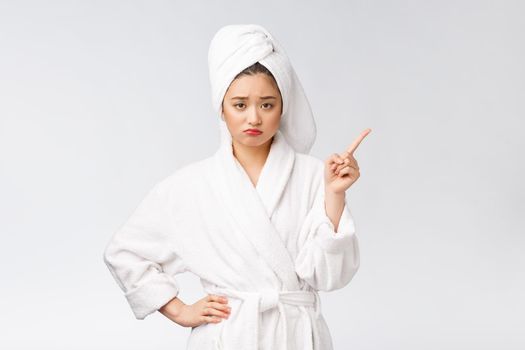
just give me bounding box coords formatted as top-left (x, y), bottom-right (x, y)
top-left (233, 62), bottom-right (278, 86)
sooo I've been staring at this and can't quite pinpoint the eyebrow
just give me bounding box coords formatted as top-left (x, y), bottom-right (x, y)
top-left (230, 96), bottom-right (277, 100)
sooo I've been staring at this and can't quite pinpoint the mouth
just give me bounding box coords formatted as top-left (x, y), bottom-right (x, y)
top-left (244, 129), bottom-right (262, 135)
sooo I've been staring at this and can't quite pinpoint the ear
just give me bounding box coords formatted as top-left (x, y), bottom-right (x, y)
top-left (220, 102), bottom-right (225, 120)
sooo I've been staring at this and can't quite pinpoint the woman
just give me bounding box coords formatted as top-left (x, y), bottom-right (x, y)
top-left (103, 24), bottom-right (371, 350)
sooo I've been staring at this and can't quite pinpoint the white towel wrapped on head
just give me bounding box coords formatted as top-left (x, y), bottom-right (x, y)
top-left (207, 24), bottom-right (317, 154)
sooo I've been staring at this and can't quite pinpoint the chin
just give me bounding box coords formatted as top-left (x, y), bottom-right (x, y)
top-left (236, 133), bottom-right (273, 147)
top-left (244, 139), bottom-right (267, 148)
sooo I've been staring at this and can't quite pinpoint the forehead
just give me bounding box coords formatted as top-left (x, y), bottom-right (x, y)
top-left (225, 73), bottom-right (280, 97)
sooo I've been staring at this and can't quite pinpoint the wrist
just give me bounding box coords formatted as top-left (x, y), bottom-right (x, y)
top-left (161, 296), bottom-right (186, 319)
top-left (324, 186), bottom-right (346, 197)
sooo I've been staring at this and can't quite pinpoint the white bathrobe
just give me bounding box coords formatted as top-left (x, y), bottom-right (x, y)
top-left (103, 128), bottom-right (360, 349)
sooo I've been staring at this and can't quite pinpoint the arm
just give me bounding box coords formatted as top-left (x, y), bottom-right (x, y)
top-left (103, 182), bottom-right (188, 320)
top-left (294, 164), bottom-right (360, 292)
top-left (324, 188), bottom-right (346, 233)
top-left (159, 296), bottom-right (186, 321)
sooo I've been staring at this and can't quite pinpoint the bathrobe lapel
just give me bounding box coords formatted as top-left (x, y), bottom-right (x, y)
top-left (210, 129), bottom-right (301, 290)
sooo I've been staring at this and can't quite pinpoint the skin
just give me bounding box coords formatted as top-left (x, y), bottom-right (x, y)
top-left (221, 72), bottom-right (283, 186)
top-left (159, 294), bottom-right (230, 328)
top-left (324, 128), bottom-right (372, 231)
top-left (159, 72), bottom-right (371, 328)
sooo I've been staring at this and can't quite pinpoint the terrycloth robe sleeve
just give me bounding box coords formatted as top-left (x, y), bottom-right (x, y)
top-left (103, 181), bottom-right (188, 320)
top-left (294, 163), bottom-right (360, 292)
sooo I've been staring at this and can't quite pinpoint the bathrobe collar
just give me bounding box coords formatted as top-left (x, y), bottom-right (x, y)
top-left (211, 123), bottom-right (301, 290)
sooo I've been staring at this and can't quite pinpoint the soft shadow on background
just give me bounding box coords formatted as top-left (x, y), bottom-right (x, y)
top-left (0, 1), bottom-right (523, 349)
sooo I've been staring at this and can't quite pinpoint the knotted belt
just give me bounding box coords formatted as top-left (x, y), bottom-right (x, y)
top-left (204, 286), bottom-right (322, 350)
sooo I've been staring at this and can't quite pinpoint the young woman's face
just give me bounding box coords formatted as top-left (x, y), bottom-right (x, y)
top-left (222, 73), bottom-right (282, 148)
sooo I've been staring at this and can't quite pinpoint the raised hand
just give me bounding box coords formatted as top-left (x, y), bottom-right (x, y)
top-left (324, 128), bottom-right (371, 194)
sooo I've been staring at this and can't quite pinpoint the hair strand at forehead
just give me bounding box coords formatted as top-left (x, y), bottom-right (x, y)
top-left (234, 62), bottom-right (274, 80)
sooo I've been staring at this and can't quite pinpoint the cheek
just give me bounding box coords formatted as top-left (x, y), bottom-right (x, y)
top-left (268, 109), bottom-right (282, 126)
top-left (222, 104), bottom-right (236, 118)
top-left (223, 106), bottom-right (244, 125)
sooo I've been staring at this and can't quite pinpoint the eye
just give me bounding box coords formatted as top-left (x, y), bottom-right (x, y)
top-left (261, 103), bottom-right (273, 109)
top-left (235, 103), bottom-right (246, 109)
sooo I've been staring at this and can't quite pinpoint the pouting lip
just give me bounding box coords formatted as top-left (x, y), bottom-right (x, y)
top-left (244, 128), bottom-right (262, 133)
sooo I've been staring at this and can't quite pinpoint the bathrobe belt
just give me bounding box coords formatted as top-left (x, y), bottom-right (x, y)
top-left (205, 286), bottom-right (322, 350)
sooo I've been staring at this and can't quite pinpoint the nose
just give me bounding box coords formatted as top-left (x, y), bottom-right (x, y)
top-left (246, 105), bottom-right (262, 125)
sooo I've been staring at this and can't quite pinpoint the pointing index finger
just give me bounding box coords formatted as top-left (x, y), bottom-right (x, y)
top-left (345, 128), bottom-right (372, 156)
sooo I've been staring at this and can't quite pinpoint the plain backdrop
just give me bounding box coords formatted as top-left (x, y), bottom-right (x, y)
top-left (1, 0), bottom-right (523, 349)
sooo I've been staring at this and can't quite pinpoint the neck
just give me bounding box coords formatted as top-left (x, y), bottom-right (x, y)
top-left (232, 136), bottom-right (274, 170)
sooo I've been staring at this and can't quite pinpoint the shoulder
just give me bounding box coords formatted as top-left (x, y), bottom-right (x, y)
top-left (152, 156), bottom-right (213, 196)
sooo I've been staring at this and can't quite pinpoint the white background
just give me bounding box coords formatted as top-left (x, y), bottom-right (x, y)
top-left (1, 0), bottom-right (523, 349)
